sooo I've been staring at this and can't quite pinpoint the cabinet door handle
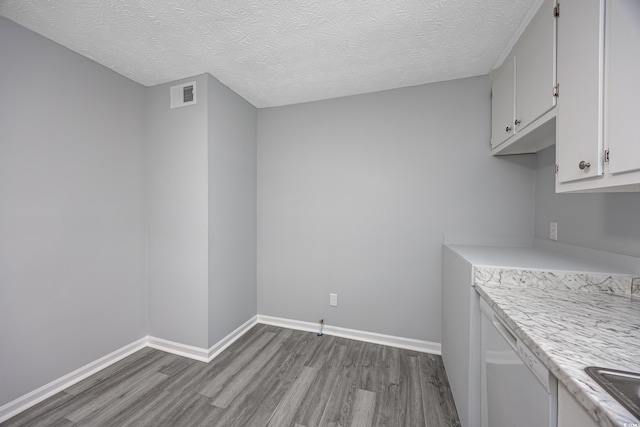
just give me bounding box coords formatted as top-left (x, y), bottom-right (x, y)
top-left (579, 161), bottom-right (591, 170)
top-left (515, 119), bottom-right (521, 126)
top-left (505, 126), bottom-right (512, 133)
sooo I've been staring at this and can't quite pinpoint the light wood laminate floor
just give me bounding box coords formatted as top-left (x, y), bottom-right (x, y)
top-left (2, 324), bottom-right (461, 427)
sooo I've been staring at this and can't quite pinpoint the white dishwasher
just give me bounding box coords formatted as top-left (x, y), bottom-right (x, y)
top-left (479, 297), bottom-right (558, 427)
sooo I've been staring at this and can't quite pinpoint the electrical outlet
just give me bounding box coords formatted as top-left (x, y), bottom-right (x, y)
top-left (329, 293), bottom-right (338, 307)
top-left (550, 222), bottom-right (558, 241)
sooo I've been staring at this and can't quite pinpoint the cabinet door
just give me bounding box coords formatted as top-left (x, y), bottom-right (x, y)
top-left (558, 383), bottom-right (599, 427)
top-left (556, 0), bottom-right (605, 183)
top-left (607, 0), bottom-right (640, 175)
top-left (491, 56), bottom-right (515, 149)
top-left (515, 0), bottom-right (556, 132)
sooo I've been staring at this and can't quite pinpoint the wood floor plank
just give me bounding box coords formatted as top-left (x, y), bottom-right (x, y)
top-left (2, 325), bottom-right (461, 427)
top-left (46, 418), bottom-right (74, 427)
top-left (266, 366), bottom-right (318, 426)
top-left (350, 388), bottom-right (377, 427)
top-left (66, 371), bottom-right (168, 423)
top-left (211, 329), bottom-right (309, 426)
top-left (406, 356), bottom-right (426, 427)
top-left (316, 339), bottom-right (368, 427)
top-left (321, 374), bottom-right (372, 427)
top-left (161, 324), bottom-right (272, 397)
top-left (158, 352), bottom-right (201, 377)
top-left (339, 339), bottom-right (366, 378)
top-left (318, 338), bottom-right (372, 426)
top-left (76, 374), bottom-right (173, 427)
top-left (64, 347), bottom-right (167, 396)
top-left (358, 342), bottom-right (380, 392)
top-left (388, 348), bottom-right (411, 427)
top-left (386, 346), bottom-right (401, 386)
top-left (74, 373), bottom-right (167, 427)
top-left (197, 331), bottom-right (277, 398)
top-left (283, 328), bottom-right (325, 358)
top-left (366, 346), bottom-right (396, 427)
top-left (0, 392), bottom-right (77, 427)
top-left (131, 390), bottom-right (222, 427)
top-left (371, 384), bottom-right (399, 427)
top-left (23, 417), bottom-right (75, 427)
top-left (157, 358), bottom-right (212, 395)
top-left (113, 389), bottom-right (174, 427)
top-left (239, 330), bottom-right (327, 426)
top-left (292, 343), bottom-right (348, 426)
top-left (149, 393), bottom-right (220, 427)
top-left (3, 351), bottom-right (174, 427)
top-left (303, 334), bottom-right (336, 368)
top-left (210, 329), bottom-right (292, 408)
top-left (160, 328), bottom-right (270, 396)
top-left (418, 352), bottom-right (461, 427)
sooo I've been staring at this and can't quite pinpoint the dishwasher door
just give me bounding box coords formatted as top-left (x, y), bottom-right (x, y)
top-left (480, 298), bottom-right (557, 427)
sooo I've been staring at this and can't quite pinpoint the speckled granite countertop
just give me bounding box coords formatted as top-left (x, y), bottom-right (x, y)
top-left (475, 267), bottom-right (640, 427)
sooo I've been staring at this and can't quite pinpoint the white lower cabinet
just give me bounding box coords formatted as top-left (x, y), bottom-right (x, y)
top-left (441, 246), bottom-right (480, 427)
top-left (558, 383), bottom-right (599, 427)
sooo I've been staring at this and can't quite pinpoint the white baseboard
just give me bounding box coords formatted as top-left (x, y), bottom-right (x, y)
top-left (0, 316), bottom-right (259, 423)
top-left (147, 316), bottom-right (258, 363)
top-left (256, 315), bottom-right (441, 355)
top-left (0, 337), bottom-right (147, 423)
top-left (0, 314), bottom-right (437, 423)
top-left (146, 336), bottom-right (210, 362)
top-left (147, 315), bottom-right (258, 363)
top-left (206, 315), bottom-right (258, 362)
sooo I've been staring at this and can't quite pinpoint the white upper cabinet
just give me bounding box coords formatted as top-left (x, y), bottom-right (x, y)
top-left (514, 0), bottom-right (557, 133)
top-left (491, 0), bottom-right (557, 154)
top-left (556, 0), bottom-right (605, 184)
top-left (606, 0), bottom-right (640, 176)
top-left (491, 56), bottom-right (515, 149)
top-left (556, 0), bottom-right (640, 192)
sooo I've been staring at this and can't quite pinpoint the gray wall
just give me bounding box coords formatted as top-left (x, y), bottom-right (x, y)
top-left (534, 146), bottom-right (640, 257)
top-left (145, 75), bottom-right (210, 349)
top-left (0, 17), bottom-right (147, 406)
top-left (207, 75), bottom-right (258, 346)
top-left (257, 76), bottom-right (535, 342)
top-left (145, 73), bottom-right (258, 350)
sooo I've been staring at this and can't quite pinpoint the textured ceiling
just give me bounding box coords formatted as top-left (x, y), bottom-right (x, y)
top-left (0, 0), bottom-right (541, 108)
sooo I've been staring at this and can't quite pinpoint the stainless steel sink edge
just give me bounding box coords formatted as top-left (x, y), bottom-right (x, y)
top-left (585, 366), bottom-right (640, 420)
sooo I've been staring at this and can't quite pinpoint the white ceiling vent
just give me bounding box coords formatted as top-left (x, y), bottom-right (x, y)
top-left (170, 81), bottom-right (197, 109)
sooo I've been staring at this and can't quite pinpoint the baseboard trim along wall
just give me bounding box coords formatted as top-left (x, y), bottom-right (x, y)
top-left (146, 336), bottom-right (210, 363)
top-left (257, 315), bottom-right (442, 355)
top-left (0, 316), bottom-right (259, 423)
top-left (207, 316), bottom-right (259, 361)
top-left (0, 337), bottom-right (147, 423)
top-left (1, 314), bottom-right (439, 422)
top-left (147, 315), bottom-right (259, 363)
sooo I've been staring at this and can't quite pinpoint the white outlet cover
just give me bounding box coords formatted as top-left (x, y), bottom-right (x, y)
top-left (550, 222), bottom-right (558, 241)
top-left (329, 293), bottom-right (338, 307)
